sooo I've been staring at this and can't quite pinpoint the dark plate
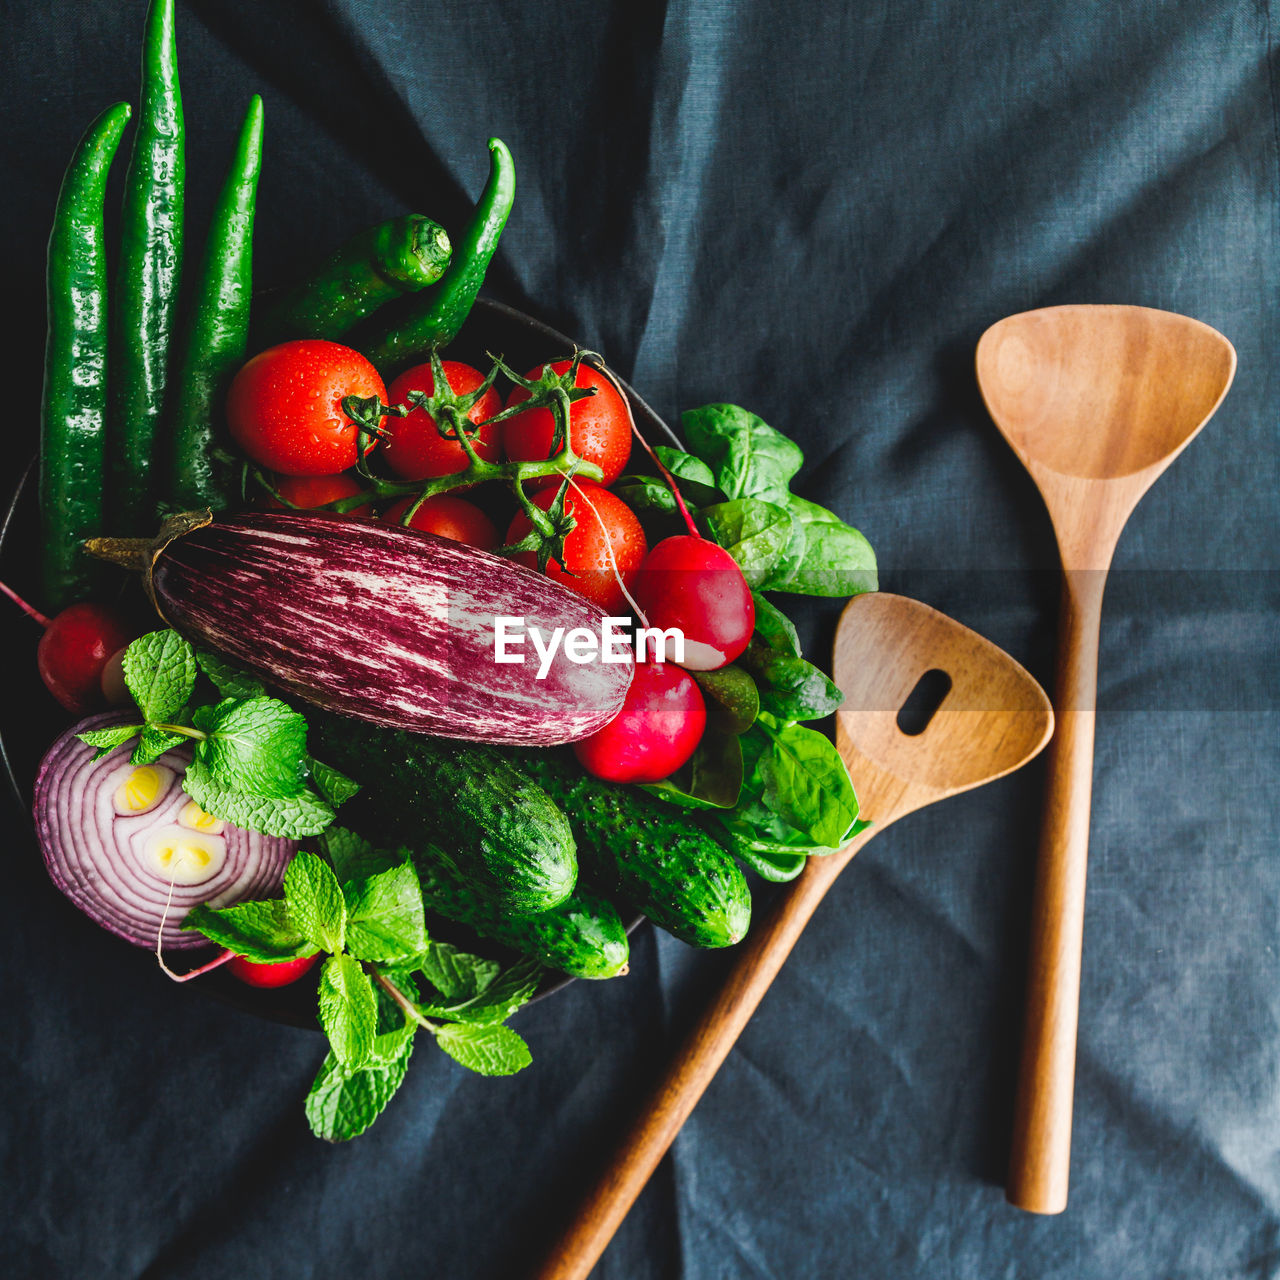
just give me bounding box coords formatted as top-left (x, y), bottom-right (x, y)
top-left (0, 297), bottom-right (652, 1030)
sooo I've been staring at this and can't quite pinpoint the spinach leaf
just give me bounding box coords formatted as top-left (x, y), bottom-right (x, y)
top-left (692, 665), bottom-right (760, 735)
top-left (730, 839), bottom-right (809, 883)
top-left (644, 729), bottom-right (744, 810)
top-left (765, 495), bottom-right (877, 597)
top-left (697, 499), bottom-right (794, 585)
top-left (722, 717), bottom-right (860, 853)
top-left (751, 592), bottom-right (801, 656)
top-left (737, 637), bottom-right (844, 723)
top-left (682, 404), bottom-right (803, 504)
top-left (652, 447), bottom-right (722, 501)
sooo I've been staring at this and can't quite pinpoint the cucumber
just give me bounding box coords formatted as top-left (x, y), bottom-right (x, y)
top-left (518, 753), bottom-right (752, 949)
top-left (414, 843), bottom-right (629, 980)
top-left (309, 713), bottom-right (576, 914)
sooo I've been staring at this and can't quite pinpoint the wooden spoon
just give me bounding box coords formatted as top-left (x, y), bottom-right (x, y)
top-left (534, 593), bottom-right (1053, 1280)
top-left (976, 304), bottom-right (1236, 1215)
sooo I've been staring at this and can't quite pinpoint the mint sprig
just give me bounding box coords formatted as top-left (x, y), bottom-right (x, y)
top-left (183, 835), bottom-right (543, 1143)
top-left (75, 629), bottom-right (351, 841)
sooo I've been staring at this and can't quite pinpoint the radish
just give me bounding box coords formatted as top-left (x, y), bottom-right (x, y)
top-left (630, 536), bottom-right (755, 671)
top-left (0, 579), bottom-right (135, 713)
top-left (228, 952), bottom-right (321, 988)
top-left (573, 659), bottom-right (707, 783)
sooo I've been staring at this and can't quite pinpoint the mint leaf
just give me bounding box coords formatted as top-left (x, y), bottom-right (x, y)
top-left (130, 725), bottom-right (187, 766)
top-left (419, 940), bottom-right (500, 1002)
top-left (192, 697), bottom-right (308, 799)
top-left (182, 899), bottom-right (317, 963)
top-left (308, 757), bottom-right (360, 807)
top-left (320, 828), bottom-right (398, 882)
top-left (435, 1022), bottom-right (531, 1076)
top-left (419, 958), bottom-right (543, 1025)
top-left (195, 648), bottom-right (266, 700)
top-left (342, 861), bottom-right (428, 963)
top-left (122, 630), bottom-right (198, 723)
top-left (305, 1036), bottom-right (413, 1142)
top-left (183, 759), bottom-right (333, 838)
top-left (318, 953), bottom-right (377, 1067)
top-left (77, 724), bottom-right (142, 758)
top-left (285, 852), bottom-right (346, 953)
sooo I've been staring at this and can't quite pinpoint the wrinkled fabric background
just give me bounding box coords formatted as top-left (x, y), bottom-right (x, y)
top-left (2, 1), bottom-right (1279, 1277)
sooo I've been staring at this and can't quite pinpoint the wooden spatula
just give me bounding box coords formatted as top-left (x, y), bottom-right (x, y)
top-left (534, 592), bottom-right (1053, 1280)
top-left (976, 304), bottom-right (1236, 1214)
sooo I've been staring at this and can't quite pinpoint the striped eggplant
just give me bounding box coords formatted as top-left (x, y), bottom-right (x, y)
top-left (87, 510), bottom-right (633, 745)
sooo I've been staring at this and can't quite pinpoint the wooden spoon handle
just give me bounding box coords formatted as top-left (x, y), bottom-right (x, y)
top-left (532, 844), bottom-right (863, 1280)
top-left (1007, 571), bottom-right (1104, 1213)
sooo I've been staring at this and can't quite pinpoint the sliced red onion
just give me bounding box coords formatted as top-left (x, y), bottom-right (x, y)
top-left (33, 712), bottom-right (298, 951)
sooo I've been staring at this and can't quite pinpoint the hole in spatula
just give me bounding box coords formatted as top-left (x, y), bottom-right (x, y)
top-left (896, 668), bottom-right (952, 736)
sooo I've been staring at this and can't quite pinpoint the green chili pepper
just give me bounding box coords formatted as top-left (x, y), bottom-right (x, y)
top-left (39, 102), bottom-right (132, 611)
top-left (255, 214), bottom-right (452, 348)
top-left (359, 137), bottom-right (515, 375)
top-left (168, 95), bottom-right (264, 511)
top-left (110, 0), bottom-right (185, 534)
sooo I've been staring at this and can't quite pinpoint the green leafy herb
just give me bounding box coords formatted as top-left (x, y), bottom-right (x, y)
top-left (130, 725), bottom-right (188, 766)
top-left (122, 629), bottom-right (198, 723)
top-left (308, 757), bottom-right (360, 807)
top-left (435, 1022), bottom-right (532, 1076)
top-left (418, 957), bottom-right (543, 1025)
top-left (285, 851), bottom-right (347, 954)
top-left (191, 697), bottom-right (309, 798)
top-left (418, 939), bottom-right (501, 1003)
top-left (194, 647), bottom-right (266, 699)
top-left (305, 1037), bottom-right (414, 1142)
top-left (320, 827), bottom-right (398, 882)
top-left (183, 759), bottom-right (334, 838)
top-left (182, 899), bottom-right (316, 963)
top-left (76, 723), bottom-right (144, 757)
top-left (342, 860), bottom-right (428, 963)
top-left (318, 953), bottom-right (378, 1067)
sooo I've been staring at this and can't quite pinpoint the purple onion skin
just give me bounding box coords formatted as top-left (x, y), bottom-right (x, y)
top-left (150, 512), bottom-right (634, 745)
top-left (34, 712), bottom-right (297, 951)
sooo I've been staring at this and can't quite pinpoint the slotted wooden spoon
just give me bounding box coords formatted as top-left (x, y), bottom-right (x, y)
top-left (976, 304), bottom-right (1236, 1214)
top-left (534, 592), bottom-right (1053, 1280)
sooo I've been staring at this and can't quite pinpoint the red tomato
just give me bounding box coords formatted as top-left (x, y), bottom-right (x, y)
top-left (573, 659), bottom-right (706, 783)
top-left (502, 360), bottom-right (632, 489)
top-left (383, 360), bottom-right (503, 480)
top-left (381, 495), bottom-right (499, 550)
top-left (265, 472), bottom-right (372, 515)
top-left (228, 952), bottom-right (321, 989)
top-left (226, 339), bottom-right (387, 476)
top-left (505, 481), bottom-right (647, 613)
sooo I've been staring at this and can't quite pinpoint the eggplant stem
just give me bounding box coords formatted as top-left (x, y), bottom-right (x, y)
top-left (83, 536), bottom-right (152, 571)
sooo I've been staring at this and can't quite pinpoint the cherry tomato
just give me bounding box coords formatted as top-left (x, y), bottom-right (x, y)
top-left (37, 603), bottom-right (135, 714)
top-left (226, 339), bottom-right (386, 476)
top-left (573, 659), bottom-right (706, 783)
top-left (505, 481), bottom-right (647, 613)
top-left (381, 495), bottom-right (499, 550)
top-left (228, 952), bottom-right (321, 988)
top-left (383, 360), bottom-right (503, 480)
top-left (264, 472), bottom-right (372, 515)
top-left (502, 360), bottom-right (632, 489)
